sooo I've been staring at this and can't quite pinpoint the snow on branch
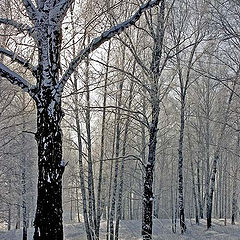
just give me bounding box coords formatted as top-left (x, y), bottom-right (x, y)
top-left (0, 47), bottom-right (36, 73)
top-left (22, 0), bottom-right (38, 21)
top-left (58, 0), bottom-right (162, 93)
top-left (0, 62), bottom-right (37, 99)
top-left (0, 18), bottom-right (35, 38)
top-left (51, 0), bottom-right (75, 21)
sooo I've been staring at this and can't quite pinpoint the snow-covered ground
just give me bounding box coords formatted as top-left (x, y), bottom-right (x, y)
top-left (0, 219), bottom-right (240, 240)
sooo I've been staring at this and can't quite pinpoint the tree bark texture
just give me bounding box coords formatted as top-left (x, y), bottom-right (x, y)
top-left (142, 103), bottom-right (159, 239)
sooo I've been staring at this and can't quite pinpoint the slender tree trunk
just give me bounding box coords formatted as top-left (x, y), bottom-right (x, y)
top-left (21, 92), bottom-right (27, 240)
top-left (224, 160), bottom-right (227, 226)
top-left (178, 97), bottom-right (186, 233)
top-left (16, 205), bottom-right (20, 229)
top-left (190, 155), bottom-right (199, 224)
top-left (115, 80), bottom-right (134, 240)
top-left (142, 101), bottom-right (159, 239)
top-left (76, 185), bottom-right (81, 223)
top-left (232, 169), bottom-right (238, 225)
top-left (207, 82), bottom-right (235, 229)
top-left (84, 55), bottom-right (97, 237)
top-left (142, 1), bottom-right (165, 237)
top-left (109, 65), bottom-right (124, 240)
top-left (96, 41), bottom-right (111, 238)
top-left (74, 77), bottom-right (92, 240)
top-left (69, 10), bottom-right (92, 237)
top-left (232, 131), bottom-right (239, 225)
top-left (8, 203), bottom-right (11, 231)
top-left (205, 77), bottom-right (211, 224)
top-left (196, 155), bottom-right (203, 219)
top-left (7, 179), bottom-right (11, 231)
top-left (106, 102), bottom-right (117, 240)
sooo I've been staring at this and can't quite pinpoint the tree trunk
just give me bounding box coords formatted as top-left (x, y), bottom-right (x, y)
top-left (84, 55), bottom-right (97, 236)
top-left (178, 99), bottom-right (186, 233)
top-left (21, 92), bottom-right (27, 240)
top-left (109, 69), bottom-right (124, 240)
top-left (33, 97), bottom-right (65, 240)
top-left (96, 41), bottom-right (111, 239)
top-left (207, 81), bottom-right (235, 229)
top-left (33, 12), bottom-right (65, 239)
top-left (16, 205), bottom-right (20, 229)
top-left (7, 179), bottom-right (11, 231)
top-left (190, 158), bottom-right (199, 225)
top-left (106, 100), bottom-right (117, 240)
top-left (142, 102), bottom-right (159, 239)
top-left (115, 80), bottom-right (134, 240)
top-left (232, 131), bottom-right (239, 225)
top-left (196, 155), bottom-right (203, 219)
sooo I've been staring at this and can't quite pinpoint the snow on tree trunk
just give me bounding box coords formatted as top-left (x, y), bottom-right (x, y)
top-left (142, 102), bottom-right (159, 240)
top-left (33, 97), bottom-right (65, 240)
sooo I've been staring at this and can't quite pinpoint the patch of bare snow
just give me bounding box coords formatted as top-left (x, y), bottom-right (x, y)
top-left (0, 219), bottom-right (240, 240)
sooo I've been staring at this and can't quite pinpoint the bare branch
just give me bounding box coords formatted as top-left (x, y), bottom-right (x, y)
top-left (0, 47), bottom-right (36, 73)
top-left (22, 0), bottom-right (38, 21)
top-left (58, 0), bottom-right (162, 93)
top-left (0, 62), bottom-right (37, 99)
top-left (0, 18), bottom-right (35, 38)
top-left (52, 0), bottom-right (75, 21)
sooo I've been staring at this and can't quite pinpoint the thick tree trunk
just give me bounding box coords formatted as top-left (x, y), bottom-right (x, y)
top-left (33, 98), bottom-right (65, 240)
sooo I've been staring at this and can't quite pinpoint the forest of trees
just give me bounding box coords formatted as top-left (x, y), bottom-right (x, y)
top-left (0, 0), bottom-right (239, 240)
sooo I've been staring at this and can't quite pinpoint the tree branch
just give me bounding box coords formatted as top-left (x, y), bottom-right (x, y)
top-left (0, 47), bottom-right (36, 73)
top-left (0, 62), bottom-right (37, 99)
top-left (58, 0), bottom-right (162, 93)
top-left (22, 0), bottom-right (38, 21)
top-left (0, 18), bottom-right (35, 38)
top-left (52, 0), bottom-right (75, 21)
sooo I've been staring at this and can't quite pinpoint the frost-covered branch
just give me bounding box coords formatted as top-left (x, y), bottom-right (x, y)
top-left (0, 47), bottom-right (36, 73)
top-left (52, 0), bottom-right (75, 21)
top-left (0, 62), bottom-right (37, 98)
top-left (22, 0), bottom-right (38, 21)
top-left (58, 0), bottom-right (162, 93)
top-left (0, 18), bottom-right (34, 37)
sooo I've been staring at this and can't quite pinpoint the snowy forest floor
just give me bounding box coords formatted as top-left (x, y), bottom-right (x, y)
top-left (0, 219), bottom-right (240, 240)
